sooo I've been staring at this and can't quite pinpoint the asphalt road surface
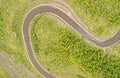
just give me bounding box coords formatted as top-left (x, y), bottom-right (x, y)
top-left (22, 4), bottom-right (120, 78)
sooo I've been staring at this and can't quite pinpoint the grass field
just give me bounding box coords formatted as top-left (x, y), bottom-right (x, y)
top-left (30, 14), bottom-right (120, 78)
top-left (65, 0), bottom-right (120, 38)
top-left (0, 64), bottom-right (12, 78)
top-left (0, 0), bottom-right (48, 77)
top-left (0, 0), bottom-right (120, 78)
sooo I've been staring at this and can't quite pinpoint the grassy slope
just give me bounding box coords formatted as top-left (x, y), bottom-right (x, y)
top-left (0, 0), bottom-right (120, 78)
top-left (0, 64), bottom-right (12, 78)
top-left (0, 0), bottom-right (49, 78)
top-left (65, 0), bottom-right (120, 38)
top-left (30, 14), bottom-right (120, 78)
top-left (64, 0), bottom-right (120, 57)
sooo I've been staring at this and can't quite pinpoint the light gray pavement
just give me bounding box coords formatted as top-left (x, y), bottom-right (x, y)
top-left (22, 4), bottom-right (120, 78)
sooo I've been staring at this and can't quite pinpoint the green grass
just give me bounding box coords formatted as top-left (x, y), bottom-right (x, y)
top-left (0, 64), bottom-right (12, 78)
top-left (0, 0), bottom-right (120, 78)
top-left (30, 14), bottom-right (120, 78)
top-left (0, 0), bottom-right (50, 78)
top-left (65, 0), bottom-right (120, 38)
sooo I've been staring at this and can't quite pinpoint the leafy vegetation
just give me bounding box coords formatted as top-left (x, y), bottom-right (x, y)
top-left (0, 0), bottom-right (49, 78)
top-left (65, 0), bottom-right (120, 38)
top-left (31, 14), bottom-right (120, 78)
top-left (0, 0), bottom-right (120, 78)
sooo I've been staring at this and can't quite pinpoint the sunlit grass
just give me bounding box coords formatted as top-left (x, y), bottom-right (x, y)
top-left (65, 0), bottom-right (120, 38)
top-left (30, 14), bottom-right (120, 78)
top-left (0, 0), bottom-right (120, 78)
top-left (0, 0), bottom-right (48, 78)
top-left (0, 64), bottom-right (12, 78)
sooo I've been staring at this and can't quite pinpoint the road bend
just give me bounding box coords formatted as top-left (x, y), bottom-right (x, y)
top-left (22, 4), bottom-right (120, 78)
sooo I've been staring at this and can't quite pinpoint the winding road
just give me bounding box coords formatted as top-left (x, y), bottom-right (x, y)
top-left (22, 4), bottom-right (120, 78)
